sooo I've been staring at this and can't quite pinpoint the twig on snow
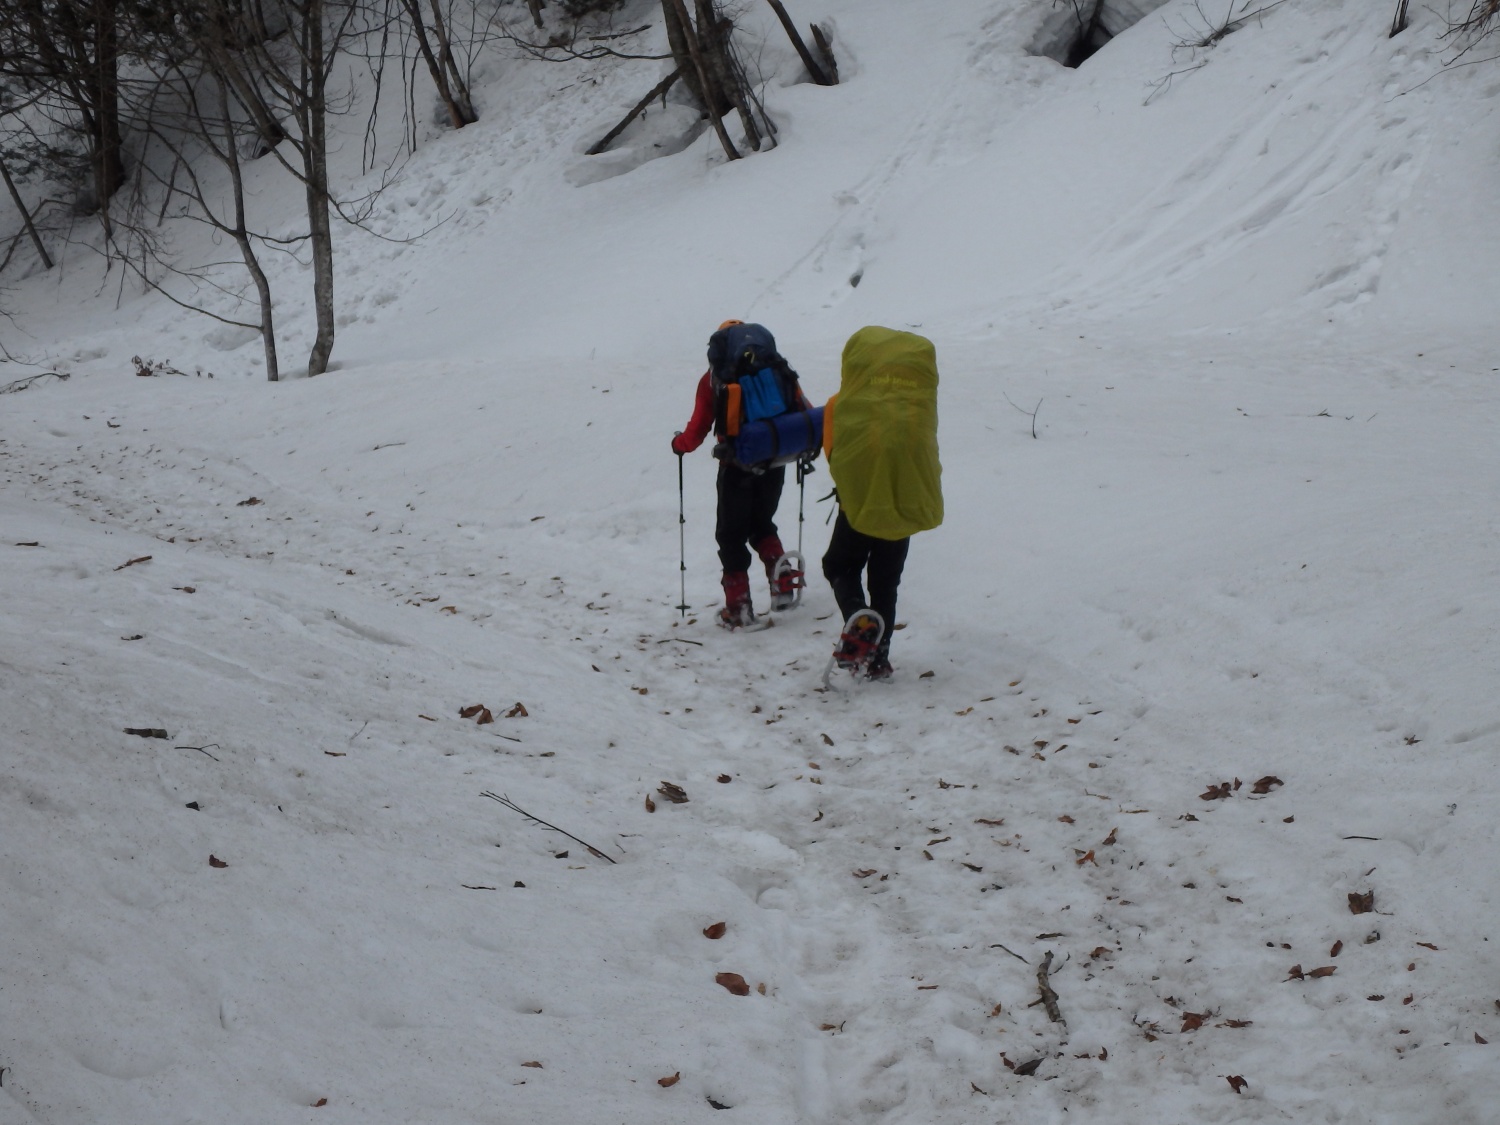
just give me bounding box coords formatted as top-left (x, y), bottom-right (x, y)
top-left (1036, 950), bottom-right (1065, 1024)
top-left (481, 791), bottom-right (618, 863)
top-left (1003, 392), bottom-right (1043, 439)
top-left (0, 371), bottom-right (69, 394)
top-left (175, 743), bottom-right (221, 761)
top-left (990, 942), bottom-right (1030, 964)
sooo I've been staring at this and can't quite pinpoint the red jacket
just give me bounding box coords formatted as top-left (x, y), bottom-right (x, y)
top-left (671, 372), bottom-right (716, 455)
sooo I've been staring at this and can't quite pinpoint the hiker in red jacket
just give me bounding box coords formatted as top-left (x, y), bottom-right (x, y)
top-left (673, 320), bottom-right (808, 627)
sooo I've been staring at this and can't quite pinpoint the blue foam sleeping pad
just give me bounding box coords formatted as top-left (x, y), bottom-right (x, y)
top-left (733, 405), bottom-right (824, 468)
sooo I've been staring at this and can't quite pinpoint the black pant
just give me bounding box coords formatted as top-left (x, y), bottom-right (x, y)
top-left (716, 462), bottom-right (785, 573)
top-left (821, 509), bottom-right (909, 646)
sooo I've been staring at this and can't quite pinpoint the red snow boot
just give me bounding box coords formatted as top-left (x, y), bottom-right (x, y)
top-left (718, 570), bottom-right (756, 629)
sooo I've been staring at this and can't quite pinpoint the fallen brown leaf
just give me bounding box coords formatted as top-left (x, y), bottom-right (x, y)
top-left (1330, 940), bottom-right (1344, 957)
top-left (1251, 775), bottom-right (1283, 794)
top-left (505, 702), bottom-right (529, 718)
top-left (1286, 964), bottom-right (1305, 981)
top-left (658, 1072), bottom-right (681, 1087)
top-left (1349, 890), bottom-right (1375, 914)
top-left (1226, 1075), bottom-right (1248, 1095)
top-left (114, 555), bottom-right (152, 571)
top-left (313, 1098), bottom-right (327, 1107)
top-left (715, 972), bottom-right (750, 996)
top-left (1181, 1012), bottom-right (1207, 1032)
top-left (521, 1061), bottom-right (543, 1068)
top-left (209, 855), bottom-right (228, 868)
top-left (852, 868), bottom-right (877, 879)
top-left (1200, 782), bottom-right (1232, 801)
top-left (644, 794), bottom-right (656, 813)
top-left (123, 728), bottom-right (169, 739)
top-left (1101, 827), bottom-right (1118, 846)
top-left (703, 922), bottom-right (727, 940)
top-left (657, 781), bottom-right (688, 804)
top-left (1057, 815), bottom-right (1075, 824)
top-left (1477, 1034), bottom-right (1489, 1044)
top-left (1308, 965), bottom-right (1337, 978)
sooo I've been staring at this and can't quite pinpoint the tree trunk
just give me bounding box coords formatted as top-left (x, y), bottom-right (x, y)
top-left (1390, 0), bottom-right (1410, 36)
top-left (92, 0), bottom-right (126, 209)
top-left (765, 0), bottom-right (831, 85)
top-left (661, 0), bottom-right (706, 107)
top-left (696, 0), bottom-right (759, 150)
top-left (663, 0), bottom-right (739, 159)
top-left (300, 0), bottom-right (335, 376)
top-left (401, 0), bottom-right (469, 127)
top-left (426, 0), bottom-right (476, 123)
top-left (216, 76), bottom-right (279, 381)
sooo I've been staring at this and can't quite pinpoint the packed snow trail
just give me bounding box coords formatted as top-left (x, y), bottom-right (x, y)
top-left (5, 324), bottom-right (1499, 1123)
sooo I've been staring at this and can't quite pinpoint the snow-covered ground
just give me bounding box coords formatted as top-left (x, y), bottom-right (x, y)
top-left (3, 2), bottom-right (1498, 1122)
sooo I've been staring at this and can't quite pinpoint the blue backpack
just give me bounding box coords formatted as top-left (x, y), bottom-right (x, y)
top-left (708, 322), bottom-right (803, 440)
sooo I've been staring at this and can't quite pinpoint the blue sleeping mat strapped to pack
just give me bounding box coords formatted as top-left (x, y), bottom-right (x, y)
top-left (733, 406), bottom-right (823, 468)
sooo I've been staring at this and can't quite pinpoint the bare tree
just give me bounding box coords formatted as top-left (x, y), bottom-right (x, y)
top-left (0, 0), bottom-right (130, 223)
top-left (658, 0), bottom-right (772, 160)
top-left (397, 0), bottom-right (477, 127)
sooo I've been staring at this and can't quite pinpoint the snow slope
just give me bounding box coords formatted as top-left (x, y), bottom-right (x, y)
top-left (3, 1), bottom-right (1499, 1123)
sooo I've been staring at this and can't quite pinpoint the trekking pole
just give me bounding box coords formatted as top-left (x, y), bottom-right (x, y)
top-left (676, 449), bottom-right (691, 617)
top-left (796, 456), bottom-right (807, 555)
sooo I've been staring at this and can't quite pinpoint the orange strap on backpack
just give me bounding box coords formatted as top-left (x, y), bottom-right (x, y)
top-left (723, 383), bottom-right (742, 437)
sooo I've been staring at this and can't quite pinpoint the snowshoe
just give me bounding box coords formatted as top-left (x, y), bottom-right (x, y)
top-left (822, 609), bottom-right (886, 687)
top-left (769, 551), bottom-right (806, 612)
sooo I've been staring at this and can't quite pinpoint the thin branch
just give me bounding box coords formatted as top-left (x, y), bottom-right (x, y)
top-left (174, 743), bottom-right (222, 761)
top-left (989, 942), bottom-right (1030, 964)
top-left (1, 371), bottom-right (69, 393)
top-left (587, 68), bottom-right (681, 154)
top-left (1002, 391), bottom-right (1042, 439)
top-left (481, 791), bottom-right (619, 863)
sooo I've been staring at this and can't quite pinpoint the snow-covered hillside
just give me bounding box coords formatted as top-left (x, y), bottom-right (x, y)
top-left (3, 2), bottom-right (1498, 1123)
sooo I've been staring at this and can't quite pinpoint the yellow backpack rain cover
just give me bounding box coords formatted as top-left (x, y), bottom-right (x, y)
top-left (827, 326), bottom-right (943, 540)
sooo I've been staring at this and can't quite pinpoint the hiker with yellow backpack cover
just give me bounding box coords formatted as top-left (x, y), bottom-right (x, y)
top-left (821, 326), bottom-right (943, 681)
